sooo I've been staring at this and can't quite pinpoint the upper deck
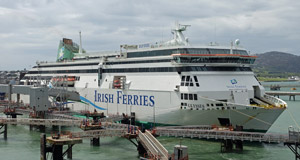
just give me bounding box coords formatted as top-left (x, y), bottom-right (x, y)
top-left (36, 23), bottom-right (255, 67)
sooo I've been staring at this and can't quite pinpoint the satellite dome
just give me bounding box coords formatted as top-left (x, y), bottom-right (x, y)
top-left (235, 39), bottom-right (240, 46)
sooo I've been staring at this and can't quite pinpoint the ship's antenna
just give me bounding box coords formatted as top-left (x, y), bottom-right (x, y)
top-left (230, 41), bottom-right (233, 54)
top-left (79, 31), bottom-right (82, 54)
top-left (214, 19), bottom-right (217, 44)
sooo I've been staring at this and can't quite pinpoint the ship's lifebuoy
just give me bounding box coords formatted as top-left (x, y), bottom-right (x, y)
top-left (67, 76), bottom-right (75, 81)
top-left (113, 83), bottom-right (121, 87)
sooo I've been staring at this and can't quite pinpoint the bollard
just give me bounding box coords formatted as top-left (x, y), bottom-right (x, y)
top-left (174, 145), bottom-right (188, 160)
top-left (40, 133), bottom-right (46, 160)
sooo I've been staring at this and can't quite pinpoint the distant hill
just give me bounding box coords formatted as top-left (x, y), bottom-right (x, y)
top-left (254, 51), bottom-right (300, 74)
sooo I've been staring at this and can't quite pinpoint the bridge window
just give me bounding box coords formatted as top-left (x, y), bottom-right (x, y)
top-left (194, 76), bottom-right (199, 87)
top-left (181, 93), bottom-right (198, 101)
top-left (184, 94), bottom-right (188, 100)
top-left (180, 75), bottom-right (200, 87)
top-left (185, 76), bottom-right (190, 86)
top-left (181, 76), bottom-right (185, 86)
top-left (189, 94), bottom-right (193, 100)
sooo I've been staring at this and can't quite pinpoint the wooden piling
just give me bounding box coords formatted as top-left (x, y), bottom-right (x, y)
top-left (53, 145), bottom-right (63, 160)
top-left (40, 133), bottom-right (46, 160)
top-left (4, 124), bottom-right (7, 140)
top-left (235, 140), bottom-right (243, 151)
top-left (91, 137), bottom-right (100, 146)
top-left (67, 144), bottom-right (72, 159)
top-left (221, 139), bottom-right (233, 152)
top-left (289, 95), bottom-right (296, 101)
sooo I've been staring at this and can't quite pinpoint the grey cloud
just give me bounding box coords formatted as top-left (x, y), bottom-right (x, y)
top-left (0, 0), bottom-right (299, 70)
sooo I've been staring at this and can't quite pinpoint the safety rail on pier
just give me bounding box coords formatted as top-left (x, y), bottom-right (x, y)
top-left (266, 91), bottom-right (300, 96)
top-left (0, 118), bottom-right (129, 130)
top-left (159, 125), bottom-right (212, 130)
top-left (156, 128), bottom-right (289, 143)
top-left (0, 118), bottom-right (81, 127)
top-left (287, 127), bottom-right (300, 143)
top-left (71, 129), bottom-right (127, 138)
top-left (45, 113), bottom-right (83, 120)
top-left (266, 91), bottom-right (300, 101)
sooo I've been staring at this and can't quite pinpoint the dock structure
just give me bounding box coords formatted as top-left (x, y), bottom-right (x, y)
top-left (40, 133), bottom-right (83, 160)
top-left (266, 91), bottom-right (300, 101)
top-left (155, 125), bottom-right (300, 157)
top-left (284, 128), bottom-right (300, 160)
top-left (263, 84), bottom-right (300, 88)
top-left (0, 84), bottom-right (80, 111)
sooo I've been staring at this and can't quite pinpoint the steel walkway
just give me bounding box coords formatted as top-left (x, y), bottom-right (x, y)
top-left (137, 130), bottom-right (169, 160)
top-left (0, 117), bottom-right (129, 130)
top-left (156, 127), bottom-right (292, 143)
top-left (266, 91), bottom-right (300, 100)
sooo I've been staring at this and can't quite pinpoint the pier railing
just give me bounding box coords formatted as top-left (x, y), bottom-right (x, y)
top-left (288, 128), bottom-right (300, 142)
top-left (156, 128), bottom-right (289, 143)
top-left (0, 118), bottom-right (81, 126)
top-left (145, 130), bottom-right (169, 159)
top-left (138, 130), bottom-right (160, 159)
top-left (0, 117), bottom-right (129, 130)
top-left (71, 129), bottom-right (127, 138)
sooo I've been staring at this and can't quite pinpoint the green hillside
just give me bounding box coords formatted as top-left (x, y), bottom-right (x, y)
top-left (253, 51), bottom-right (300, 81)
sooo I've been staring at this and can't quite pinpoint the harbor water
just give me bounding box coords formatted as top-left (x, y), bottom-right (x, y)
top-left (1, 82), bottom-right (300, 160)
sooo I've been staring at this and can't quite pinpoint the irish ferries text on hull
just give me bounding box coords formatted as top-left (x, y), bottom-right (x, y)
top-left (23, 23), bottom-right (287, 132)
top-left (94, 90), bottom-right (155, 107)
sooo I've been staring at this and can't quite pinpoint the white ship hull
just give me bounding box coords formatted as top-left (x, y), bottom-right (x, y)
top-left (71, 88), bottom-right (284, 132)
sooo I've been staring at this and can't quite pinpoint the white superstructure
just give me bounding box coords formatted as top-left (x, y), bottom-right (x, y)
top-left (23, 23), bottom-right (287, 132)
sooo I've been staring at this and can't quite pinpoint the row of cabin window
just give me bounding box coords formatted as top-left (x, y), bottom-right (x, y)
top-left (127, 48), bottom-right (249, 58)
top-left (105, 59), bottom-right (171, 65)
top-left (181, 106), bottom-right (237, 110)
top-left (28, 69), bottom-right (98, 74)
top-left (33, 59), bottom-right (172, 69)
top-left (28, 66), bottom-right (252, 74)
top-left (173, 48), bottom-right (248, 55)
top-left (181, 93), bottom-right (198, 101)
top-left (33, 62), bottom-right (99, 68)
top-left (173, 57), bottom-right (255, 64)
top-left (181, 76), bottom-right (200, 87)
top-left (181, 103), bottom-right (224, 107)
top-left (102, 66), bottom-right (251, 73)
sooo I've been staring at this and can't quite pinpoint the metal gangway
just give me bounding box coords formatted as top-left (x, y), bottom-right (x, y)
top-left (137, 130), bottom-right (169, 160)
top-left (156, 126), bottom-right (290, 143)
top-left (71, 129), bottom-right (128, 138)
top-left (0, 117), bottom-right (129, 129)
top-left (266, 91), bottom-right (300, 100)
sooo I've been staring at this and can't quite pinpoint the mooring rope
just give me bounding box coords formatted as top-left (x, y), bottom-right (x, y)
top-left (231, 109), bottom-right (285, 131)
top-left (286, 108), bottom-right (300, 129)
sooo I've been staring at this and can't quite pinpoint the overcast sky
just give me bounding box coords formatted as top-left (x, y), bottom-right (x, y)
top-left (0, 0), bottom-right (299, 70)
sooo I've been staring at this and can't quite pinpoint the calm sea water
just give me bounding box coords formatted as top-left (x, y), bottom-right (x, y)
top-left (0, 82), bottom-right (299, 160)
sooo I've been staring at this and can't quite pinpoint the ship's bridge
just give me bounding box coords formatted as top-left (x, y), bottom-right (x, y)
top-left (171, 48), bottom-right (256, 65)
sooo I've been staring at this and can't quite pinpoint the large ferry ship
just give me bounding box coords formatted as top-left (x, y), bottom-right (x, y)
top-left (23, 23), bottom-right (287, 132)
